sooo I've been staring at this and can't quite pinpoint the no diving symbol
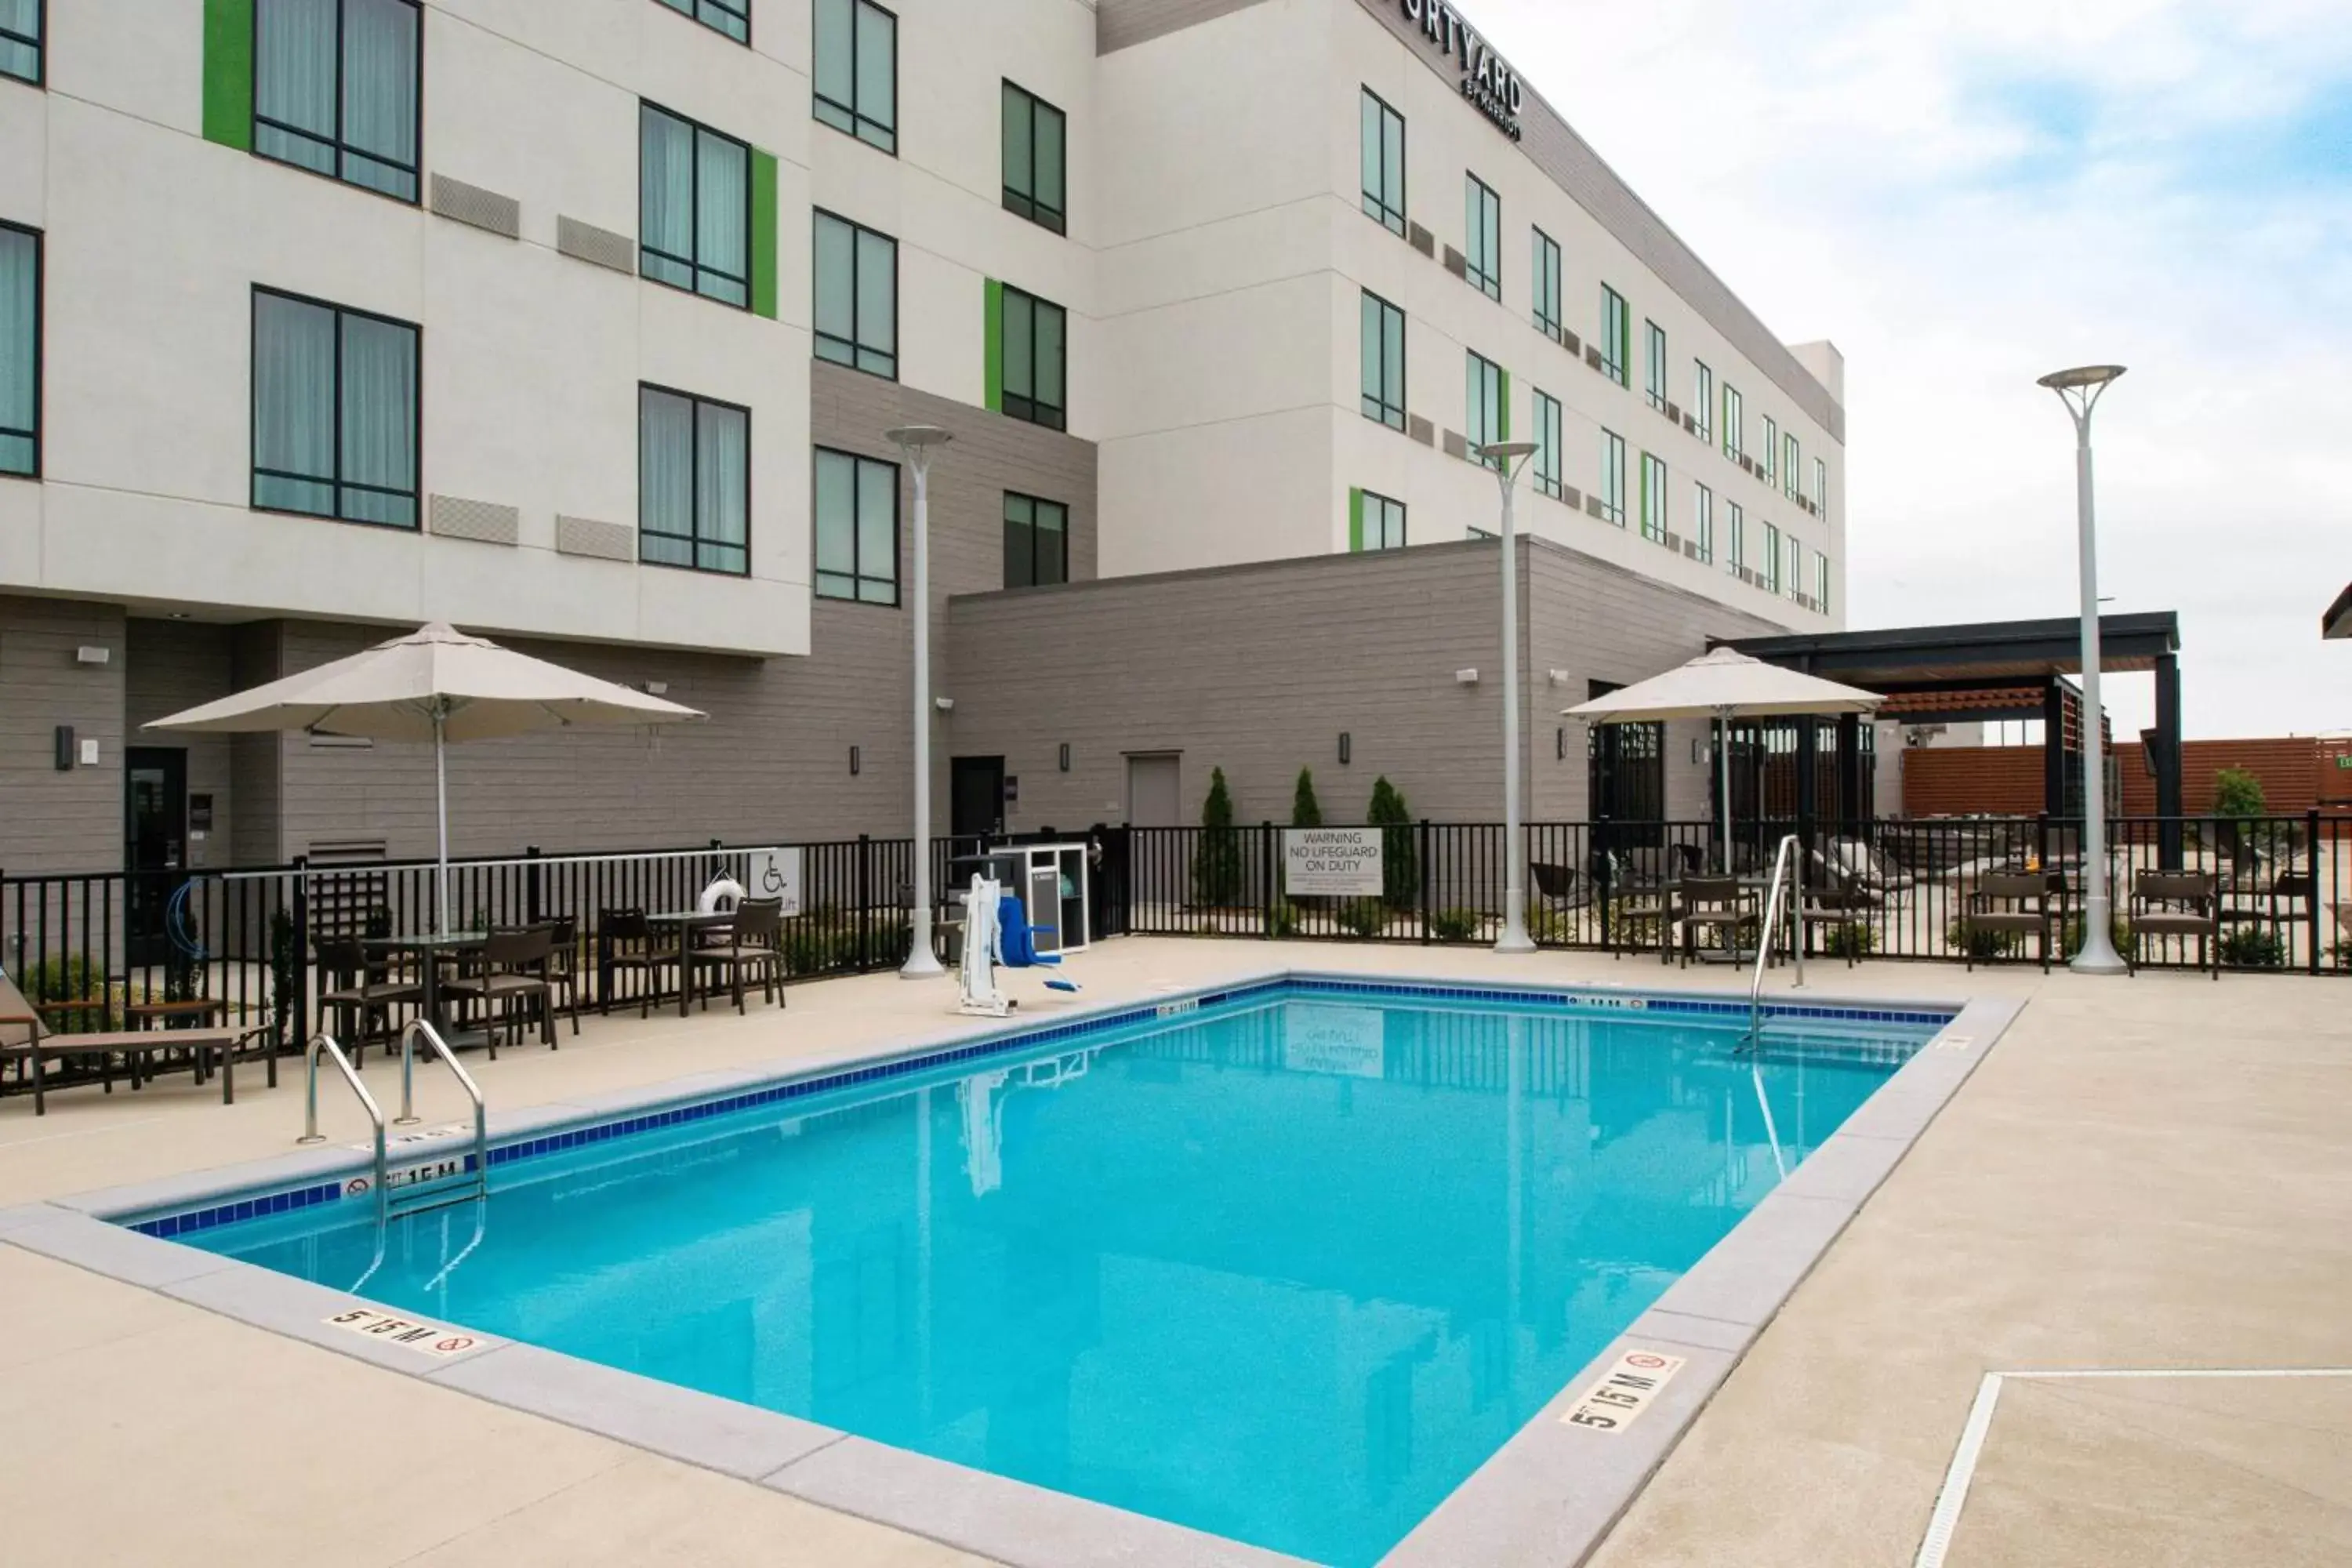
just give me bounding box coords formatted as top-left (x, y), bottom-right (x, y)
top-left (434, 1336), bottom-right (476, 1356)
top-left (344, 1177), bottom-right (372, 1196)
top-left (1625, 1353), bottom-right (1669, 1370)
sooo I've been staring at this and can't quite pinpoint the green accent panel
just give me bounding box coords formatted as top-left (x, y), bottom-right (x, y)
top-left (750, 150), bottom-right (779, 320)
top-left (1348, 488), bottom-right (1365, 553)
top-left (983, 279), bottom-right (1004, 414)
top-left (202, 0), bottom-right (255, 151)
top-left (1497, 369), bottom-right (1512, 442)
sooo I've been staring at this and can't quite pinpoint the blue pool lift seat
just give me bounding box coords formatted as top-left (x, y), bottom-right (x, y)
top-left (996, 892), bottom-right (1079, 993)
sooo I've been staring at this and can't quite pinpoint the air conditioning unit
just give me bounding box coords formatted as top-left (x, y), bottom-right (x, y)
top-left (1584, 346), bottom-right (1604, 372)
top-left (1409, 221), bottom-right (1436, 257)
top-left (1563, 485), bottom-right (1583, 508)
top-left (1443, 246), bottom-right (1468, 278)
top-left (1665, 401), bottom-right (1682, 423)
top-left (1563, 330), bottom-right (1582, 355)
top-left (1682, 539), bottom-right (1701, 560)
top-left (1585, 495), bottom-right (1605, 520)
top-left (1663, 531), bottom-right (1682, 551)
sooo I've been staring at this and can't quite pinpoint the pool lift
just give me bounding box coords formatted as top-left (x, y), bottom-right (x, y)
top-left (956, 868), bottom-right (1080, 1018)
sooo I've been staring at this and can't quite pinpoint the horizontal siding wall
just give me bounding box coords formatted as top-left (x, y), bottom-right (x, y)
top-left (0, 597), bottom-right (129, 874)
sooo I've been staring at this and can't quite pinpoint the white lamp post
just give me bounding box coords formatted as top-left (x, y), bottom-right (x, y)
top-left (887, 424), bottom-right (953, 979)
top-left (2035, 365), bottom-right (2127, 975)
top-left (1479, 440), bottom-right (1541, 954)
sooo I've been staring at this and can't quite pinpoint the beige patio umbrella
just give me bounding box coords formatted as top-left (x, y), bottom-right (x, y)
top-left (145, 622), bottom-right (705, 933)
top-left (1564, 646), bottom-right (1882, 871)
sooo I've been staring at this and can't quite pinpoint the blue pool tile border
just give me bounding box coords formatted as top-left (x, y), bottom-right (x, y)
top-left (126, 975), bottom-right (1955, 1240)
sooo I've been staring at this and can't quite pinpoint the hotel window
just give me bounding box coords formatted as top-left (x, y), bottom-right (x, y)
top-left (253, 0), bottom-right (421, 203)
top-left (1762, 415), bottom-right (1779, 486)
top-left (1004, 492), bottom-right (1068, 589)
top-left (1532, 228), bottom-right (1563, 339)
top-left (1693, 481), bottom-right (1714, 564)
top-left (1464, 174), bottom-right (1501, 300)
top-left (0, 225), bottom-right (33, 477)
top-left (1784, 431), bottom-right (1800, 499)
top-left (1644, 321), bottom-right (1668, 411)
top-left (999, 284), bottom-right (1067, 431)
top-left (1598, 429), bottom-right (1625, 525)
top-left (1359, 89), bottom-right (1406, 236)
top-left (2, 0), bottom-right (40, 84)
top-left (813, 0), bottom-right (895, 154)
top-left (1813, 456), bottom-right (1828, 520)
top-left (1638, 452), bottom-right (1667, 542)
top-left (251, 288), bottom-right (417, 528)
top-left (1761, 521), bottom-right (1783, 593)
top-left (654, 0), bottom-right (749, 44)
top-left (641, 386), bottom-right (750, 575)
top-left (1533, 389), bottom-right (1563, 500)
top-left (814, 446), bottom-right (898, 602)
top-left (1465, 350), bottom-right (1506, 460)
top-left (1359, 290), bottom-right (1406, 431)
top-left (1722, 383), bottom-right (1743, 459)
top-left (1599, 285), bottom-right (1629, 387)
top-left (814, 210), bottom-right (897, 379)
top-left (1726, 500), bottom-right (1745, 572)
top-left (1692, 361), bottom-right (1713, 444)
top-left (641, 103), bottom-right (750, 308)
top-left (1788, 533), bottom-right (1802, 600)
top-left (1814, 550), bottom-right (1831, 613)
top-left (1354, 488), bottom-right (1406, 551)
top-left (1002, 81), bottom-right (1066, 234)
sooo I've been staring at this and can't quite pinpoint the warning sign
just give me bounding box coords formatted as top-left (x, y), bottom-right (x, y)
top-left (1559, 1348), bottom-right (1686, 1434)
top-left (324, 1308), bottom-right (492, 1359)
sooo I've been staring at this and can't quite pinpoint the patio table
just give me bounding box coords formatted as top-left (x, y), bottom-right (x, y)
top-left (644, 910), bottom-right (737, 1019)
top-left (362, 931), bottom-right (488, 1042)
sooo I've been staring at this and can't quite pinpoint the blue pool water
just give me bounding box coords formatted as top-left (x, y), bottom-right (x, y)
top-left (180, 987), bottom-right (1936, 1566)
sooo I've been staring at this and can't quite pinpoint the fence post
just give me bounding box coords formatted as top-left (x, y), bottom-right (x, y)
top-left (2309, 809), bottom-right (2323, 975)
top-left (1260, 822), bottom-right (1276, 939)
top-left (525, 845), bottom-right (543, 924)
top-left (1417, 820), bottom-right (1432, 945)
top-left (291, 855), bottom-right (310, 1043)
top-left (857, 836), bottom-right (872, 972)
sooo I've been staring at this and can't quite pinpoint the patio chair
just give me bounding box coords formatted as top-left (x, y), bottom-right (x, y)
top-left (1959, 871), bottom-right (2063, 974)
top-left (0, 967), bottom-right (243, 1116)
top-left (1676, 877), bottom-right (1751, 967)
top-left (1798, 877), bottom-right (1878, 967)
top-left (2129, 870), bottom-right (2220, 980)
top-left (597, 908), bottom-right (673, 1018)
top-left (442, 925), bottom-right (557, 1056)
top-left (688, 898), bottom-right (786, 1014)
top-left (1593, 849), bottom-right (1673, 964)
top-left (314, 937), bottom-right (424, 1064)
top-left (535, 915), bottom-right (583, 1036)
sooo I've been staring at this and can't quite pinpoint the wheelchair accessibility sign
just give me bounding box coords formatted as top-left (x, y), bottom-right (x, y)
top-left (742, 848), bottom-right (804, 916)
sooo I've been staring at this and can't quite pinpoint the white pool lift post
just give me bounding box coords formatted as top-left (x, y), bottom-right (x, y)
top-left (958, 872), bottom-right (1011, 1018)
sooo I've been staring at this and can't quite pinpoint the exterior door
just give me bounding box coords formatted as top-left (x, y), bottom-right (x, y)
top-left (951, 756), bottom-right (1007, 840)
top-left (125, 748), bottom-right (189, 967)
top-left (1126, 753), bottom-right (1182, 910)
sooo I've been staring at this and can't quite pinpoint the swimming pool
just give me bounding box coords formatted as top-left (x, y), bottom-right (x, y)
top-left (154, 979), bottom-right (1946, 1566)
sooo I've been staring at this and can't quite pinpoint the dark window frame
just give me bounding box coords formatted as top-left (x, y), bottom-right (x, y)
top-left (1466, 348), bottom-right (1505, 456)
top-left (1465, 172), bottom-right (1501, 300)
top-left (999, 283), bottom-right (1067, 432)
top-left (1359, 86), bottom-right (1406, 236)
top-left (249, 284), bottom-right (422, 531)
top-left (0, 220), bottom-right (39, 480)
top-left (1599, 284), bottom-right (1629, 387)
top-left (250, 0), bottom-right (423, 206)
top-left (1359, 488), bottom-right (1406, 551)
top-left (1002, 490), bottom-right (1069, 589)
top-left (652, 0), bottom-right (750, 45)
top-left (638, 381), bottom-right (753, 578)
top-left (1360, 288), bottom-right (1406, 431)
top-left (1002, 79), bottom-right (1067, 235)
top-left (1533, 227), bottom-right (1563, 339)
top-left (640, 100), bottom-right (753, 310)
top-left (0, 0), bottom-right (42, 87)
top-left (813, 444), bottom-right (901, 605)
top-left (812, 0), bottom-right (898, 155)
top-left (812, 208), bottom-right (898, 380)
top-left (1644, 319), bottom-right (1668, 411)
top-left (1533, 388), bottom-right (1563, 501)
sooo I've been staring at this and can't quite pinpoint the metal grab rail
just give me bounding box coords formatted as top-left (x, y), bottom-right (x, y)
top-left (395, 1018), bottom-right (489, 1212)
top-left (296, 1033), bottom-right (387, 1226)
top-left (1747, 835), bottom-right (1806, 1045)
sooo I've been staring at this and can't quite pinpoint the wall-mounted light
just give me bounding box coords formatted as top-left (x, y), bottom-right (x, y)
top-left (1546, 668), bottom-right (1572, 685)
top-left (1058, 742), bottom-right (1071, 772)
top-left (1556, 727), bottom-right (1565, 760)
top-left (54, 726), bottom-right (74, 771)
top-left (1338, 732), bottom-right (1352, 765)
top-left (935, 696), bottom-right (955, 713)
top-left (1454, 668), bottom-right (1479, 685)
top-left (74, 645), bottom-right (110, 666)
top-left (849, 745), bottom-right (861, 776)
top-left (1691, 739), bottom-right (1707, 765)
top-left (643, 680), bottom-right (669, 696)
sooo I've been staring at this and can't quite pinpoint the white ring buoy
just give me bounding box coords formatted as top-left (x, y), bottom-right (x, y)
top-left (697, 876), bottom-right (746, 914)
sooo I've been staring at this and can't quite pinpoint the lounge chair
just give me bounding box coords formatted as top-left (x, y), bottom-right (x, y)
top-left (2129, 870), bottom-right (2219, 980)
top-left (1, 967), bottom-right (245, 1115)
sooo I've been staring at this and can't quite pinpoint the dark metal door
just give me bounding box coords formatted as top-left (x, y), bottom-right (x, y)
top-left (125, 748), bottom-right (189, 967)
top-left (951, 756), bottom-right (1007, 840)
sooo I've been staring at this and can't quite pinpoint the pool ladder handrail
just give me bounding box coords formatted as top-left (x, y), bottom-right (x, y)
top-left (1746, 834), bottom-right (1806, 1047)
top-left (296, 1033), bottom-right (388, 1229)
top-left (393, 1018), bottom-right (489, 1213)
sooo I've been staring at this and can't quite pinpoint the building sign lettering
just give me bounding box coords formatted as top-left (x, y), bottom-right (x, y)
top-left (1398, 0), bottom-right (1525, 140)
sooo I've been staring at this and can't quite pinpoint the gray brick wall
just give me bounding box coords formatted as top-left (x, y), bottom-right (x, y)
top-left (0, 597), bottom-right (128, 874)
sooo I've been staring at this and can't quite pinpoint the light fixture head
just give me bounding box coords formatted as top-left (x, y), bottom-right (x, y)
top-left (642, 680), bottom-right (669, 696)
top-left (2035, 365), bottom-right (2125, 391)
top-left (1477, 440), bottom-right (1539, 462)
top-left (1455, 668), bottom-right (1480, 685)
top-left (934, 695), bottom-right (955, 712)
top-left (884, 424), bottom-right (954, 451)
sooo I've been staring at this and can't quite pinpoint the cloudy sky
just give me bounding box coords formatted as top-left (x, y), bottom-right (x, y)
top-left (1464, 0), bottom-right (2352, 738)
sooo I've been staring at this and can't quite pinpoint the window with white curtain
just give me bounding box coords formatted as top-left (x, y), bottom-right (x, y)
top-left (1532, 228), bottom-right (1562, 339)
top-left (641, 103), bottom-right (750, 309)
top-left (1761, 521), bottom-right (1783, 593)
top-left (253, 0), bottom-right (420, 202)
top-left (1533, 389), bottom-right (1563, 500)
top-left (252, 288), bottom-right (418, 528)
top-left (1465, 350), bottom-right (1504, 457)
top-left (1359, 289), bottom-right (1404, 431)
top-left (654, 0), bottom-right (749, 45)
top-left (1815, 550), bottom-right (1832, 613)
top-left (814, 0), bottom-right (896, 154)
top-left (1645, 321), bottom-right (1668, 411)
top-left (1639, 451), bottom-right (1668, 542)
top-left (0, 0), bottom-right (41, 85)
top-left (1599, 285), bottom-right (1629, 387)
top-left (1598, 428), bottom-right (1625, 525)
top-left (1722, 382), bottom-right (1743, 459)
top-left (1359, 89), bottom-right (1406, 236)
top-left (1693, 481), bottom-right (1714, 564)
top-left (1726, 499), bottom-right (1744, 571)
top-left (1357, 489), bottom-right (1405, 551)
top-left (814, 210), bottom-right (897, 379)
top-left (0, 224), bottom-right (35, 477)
top-left (1004, 81), bottom-right (1067, 234)
top-left (1692, 361), bottom-right (1714, 444)
top-left (814, 446), bottom-right (898, 603)
top-left (1464, 174), bottom-right (1501, 300)
top-left (641, 385), bottom-right (750, 575)
top-left (1813, 456), bottom-right (1828, 521)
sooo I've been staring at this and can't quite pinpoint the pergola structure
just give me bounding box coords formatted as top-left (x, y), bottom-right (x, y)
top-left (2325, 583), bottom-right (2352, 641)
top-left (1720, 612), bottom-right (2184, 855)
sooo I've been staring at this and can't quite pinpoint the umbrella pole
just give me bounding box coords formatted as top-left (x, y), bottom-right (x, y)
top-left (1718, 712), bottom-right (1733, 875)
top-left (434, 711), bottom-right (451, 938)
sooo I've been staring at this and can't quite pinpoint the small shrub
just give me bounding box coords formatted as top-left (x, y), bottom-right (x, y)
top-left (1367, 776), bottom-right (1420, 910)
top-left (1335, 898), bottom-right (1387, 938)
top-left (2060, 914), bottom-right (2133, 959)
top-left (1526, 902), bottom-right (1579, 945)
top-left (1429, 906), bottom-right (1481, 942)
top-left (2219, 925), bottom-right (2287, 969)
top-left (268, 907), bottom-right (299, 1051)
top-left (1947, 918), bottom-right (2022, 960)
top-left (1192, 768), bottom-right (1244, 906)
top-left (19, 955), bottom-right (114, 1033)
top-left (2212, 767), bottom-right (2267, 822)
top-left (1607, 901), bottom-right (1664, 950)
top-left (1266, 900), bottom-right (1302, 939)
top-left (1819, 921), bottom-right (1875, 959)
top-left (1290, 768), bottom-right (1323, 829)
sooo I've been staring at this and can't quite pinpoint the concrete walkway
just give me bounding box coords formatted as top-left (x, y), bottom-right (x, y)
top-left (2, 941), bottom-right (2345, 1566)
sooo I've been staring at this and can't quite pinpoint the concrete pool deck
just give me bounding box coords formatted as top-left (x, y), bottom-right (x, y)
top-left (2, 940), bottom-right (2347, 1566)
